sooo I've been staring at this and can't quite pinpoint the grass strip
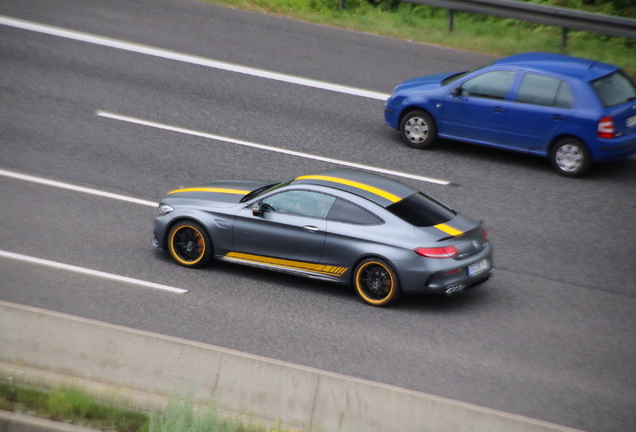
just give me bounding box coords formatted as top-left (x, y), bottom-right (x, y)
top-left (0, 374), bottom-right (312, 432)
top-left (202, 0), bottom-right (636, 75)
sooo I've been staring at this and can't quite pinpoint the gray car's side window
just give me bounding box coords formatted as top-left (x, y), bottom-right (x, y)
top-left (262, 190), bottom-right (336, 218)
top-left (460, 70), bottom-right (516, 100)
top-left (327, 199), bottom-right (383, 225)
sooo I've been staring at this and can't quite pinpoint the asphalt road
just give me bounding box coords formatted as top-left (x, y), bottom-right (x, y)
top-left (1, 1), bottom-right (635, 431)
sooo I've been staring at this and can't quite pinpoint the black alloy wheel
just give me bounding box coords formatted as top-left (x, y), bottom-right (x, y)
top-left (168, 220), bottom-right (212, 268)
top-left (354, 258), bottom-right (400, 306)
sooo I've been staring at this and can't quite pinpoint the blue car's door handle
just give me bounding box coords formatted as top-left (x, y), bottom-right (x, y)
top-left (492, 107), bottom-right (505, 112)
top-left (552, 114), bottom-right (564, 120)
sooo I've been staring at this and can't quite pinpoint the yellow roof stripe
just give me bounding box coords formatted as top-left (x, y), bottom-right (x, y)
top-left (434, 223), bottom-right (464, 237)
top-left (295, 175), bottom-right (401, 203)
top-left (168, 187), bottom-right (251, 195)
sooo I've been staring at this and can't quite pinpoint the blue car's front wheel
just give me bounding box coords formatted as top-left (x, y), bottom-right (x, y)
top-left (400, 110), bottom-right (437, 149)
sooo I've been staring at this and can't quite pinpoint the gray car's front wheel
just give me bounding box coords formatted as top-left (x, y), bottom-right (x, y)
top-left (167, 220), bottom-right (213, 268)
top-left (399, 110), bottom-right (437, 149)
top-left (550, 138), bottom-right (591, 177)
top-left (353, 258), bottom-right (401, 307)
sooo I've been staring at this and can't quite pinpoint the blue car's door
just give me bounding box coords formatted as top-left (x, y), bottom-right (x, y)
top-left (441, 70), bottom-right (516, 145)
top-left (503, 72), bottom-right (574, 152)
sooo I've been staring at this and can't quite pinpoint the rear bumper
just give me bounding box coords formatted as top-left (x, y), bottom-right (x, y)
top-left (592, 134), bottom-right (636, 162)
top-left (398, 244), bottom-right (494, 295)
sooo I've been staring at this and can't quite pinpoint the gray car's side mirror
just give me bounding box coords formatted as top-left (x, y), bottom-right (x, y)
top-left (251, 201), bottom-right (263, 216)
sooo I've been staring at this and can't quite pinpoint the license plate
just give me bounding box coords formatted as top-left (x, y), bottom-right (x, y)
top-left (627, 115), bottom-right (636, 128)
top-left (467, 259), bottom-right (488, 276)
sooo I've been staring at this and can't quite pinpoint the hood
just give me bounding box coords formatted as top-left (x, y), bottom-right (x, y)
top-left (393, 71), bottom-right (463, 93)
top-left (165, 180), bottom-right (274, 204)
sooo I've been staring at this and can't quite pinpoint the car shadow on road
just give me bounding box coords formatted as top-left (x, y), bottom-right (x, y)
top-left (182, 257), bottom-right (493, 312)
top-left (385, 134), bottom-right (636, 180)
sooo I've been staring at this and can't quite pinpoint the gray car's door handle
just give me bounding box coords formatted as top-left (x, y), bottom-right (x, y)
top-left (303, 225), bottom-right (320, 232)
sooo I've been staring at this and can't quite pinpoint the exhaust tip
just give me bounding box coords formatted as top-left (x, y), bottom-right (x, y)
top-left (445, 285), bottom-right (465, 295)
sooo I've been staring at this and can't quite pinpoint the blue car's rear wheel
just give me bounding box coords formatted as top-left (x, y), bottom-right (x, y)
top-left (354, 258), bottom-right (401, 306)
top-left (168, 221), bottom-right (213, 268)
top-left (550, 137), bottom-right (591, 177)
top-left (400, 110), bottom-right (437, 149)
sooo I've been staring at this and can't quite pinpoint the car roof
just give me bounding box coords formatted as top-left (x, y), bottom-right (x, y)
top-left (291, 168), bottom-right (418, 208)
top-left (492, 52), bottom-right (618, 82)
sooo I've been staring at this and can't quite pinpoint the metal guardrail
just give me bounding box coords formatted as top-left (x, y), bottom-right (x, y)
top-left (340, 0), bottom-right (636, 47)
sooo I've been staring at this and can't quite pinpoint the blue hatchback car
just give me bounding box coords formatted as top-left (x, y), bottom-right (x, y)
top-left (384, 52), bottom-right (636, 176)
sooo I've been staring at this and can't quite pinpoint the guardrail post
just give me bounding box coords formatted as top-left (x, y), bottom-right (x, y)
top-left (561, 27), bottom-right (569, 49)
top-left (448, 9), bottom-right (455, 31)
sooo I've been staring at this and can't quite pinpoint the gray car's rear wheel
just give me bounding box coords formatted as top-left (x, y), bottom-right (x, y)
top-left (550, 137), bottom-right (591, 177)
top-left (354, 258), bottom-right (400, 307)
top-left (168, 220), bottom-right (212, 268)
top-left (399, 110), bottom-right (437, 149)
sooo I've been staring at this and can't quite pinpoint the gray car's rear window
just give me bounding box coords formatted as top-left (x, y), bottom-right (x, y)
top-left (386, 193), bottom-right (456, 227)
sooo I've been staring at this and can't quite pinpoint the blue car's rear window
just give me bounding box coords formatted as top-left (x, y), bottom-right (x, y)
top-left (591, 71), bottom-right (636, 108)
top-left (386, 192), bottom-right (456, 227)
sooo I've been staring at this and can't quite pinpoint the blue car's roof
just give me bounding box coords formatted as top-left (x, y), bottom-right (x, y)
top-left (493, 52), bottom-right (618, 82)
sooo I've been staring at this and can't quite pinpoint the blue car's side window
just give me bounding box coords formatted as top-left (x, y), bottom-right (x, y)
top-left (516, 73), bottom-right (573, 109)
top-left (460, 70), bottom-right (516, 100)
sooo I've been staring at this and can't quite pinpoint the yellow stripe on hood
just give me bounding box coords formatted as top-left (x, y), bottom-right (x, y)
top-left (168, 187), bottom-right (251, 195)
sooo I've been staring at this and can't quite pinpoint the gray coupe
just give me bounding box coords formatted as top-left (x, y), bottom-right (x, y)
top-left (153, 168), bottom-right (493, 306)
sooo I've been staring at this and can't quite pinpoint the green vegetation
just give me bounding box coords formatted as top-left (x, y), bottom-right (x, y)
top-left (0, 376), bottom-right (147, 431)
top-left (0, 374), bottom-right (308, 432)
top-left (203, 0), bottom-right (636, 75)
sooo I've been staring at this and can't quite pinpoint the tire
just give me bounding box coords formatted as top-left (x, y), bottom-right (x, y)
top-left (353, 258), bottom-right (401, 307)
top-left (399, 110), bottom-right (437, 149)
top-left (550, 138), bottom-right (591, 177)
top-left (167, 220), bottom-right (213, 268)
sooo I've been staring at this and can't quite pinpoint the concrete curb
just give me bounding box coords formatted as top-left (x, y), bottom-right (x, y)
top-left (0, 409), bottom-right (97, 432)
top-left (0, 300), bottom-right (583, 432)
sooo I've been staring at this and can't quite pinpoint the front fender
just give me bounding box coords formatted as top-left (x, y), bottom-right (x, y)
top-left (154, 208), bottom-right (236, 254)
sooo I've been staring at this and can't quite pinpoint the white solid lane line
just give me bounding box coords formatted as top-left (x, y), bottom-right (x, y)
top-left (0, 250), bottom-right (188, 294)
top-left (0, 169), bottom-right (158, 207)
top-left (97, 111), bottom-right (452, 186)
top-left (0, 15), bottom-right (390, 101)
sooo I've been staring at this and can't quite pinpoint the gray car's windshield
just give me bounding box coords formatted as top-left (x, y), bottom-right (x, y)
top-left (386, 192), bottom-right (456, 227)
top-left (240, 182), bottom-right (282, 203)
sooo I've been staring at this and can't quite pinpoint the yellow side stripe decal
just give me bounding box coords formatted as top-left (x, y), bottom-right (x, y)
top-left (226, 252), bottom-right (347, 276)
top-left (295, 175), bottom-right (401, 203)
top-left (168, 187), bottom-right (251, 195)
top-left (434, 223), bottom-right (464, 237)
